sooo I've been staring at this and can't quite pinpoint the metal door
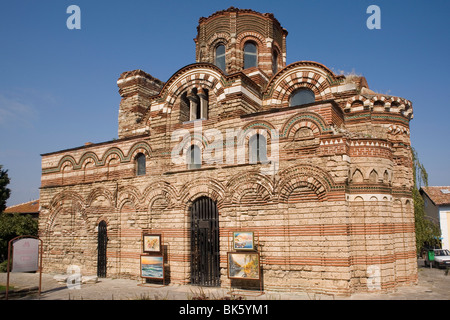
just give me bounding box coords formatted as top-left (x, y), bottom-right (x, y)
top-left (97, 220), bottom-right (107, 278)
top-left (190, 197), bottom-right (220, 286)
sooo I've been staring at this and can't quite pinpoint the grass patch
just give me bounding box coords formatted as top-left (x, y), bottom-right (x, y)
top-left (188, 287), bottom-right (245, 300)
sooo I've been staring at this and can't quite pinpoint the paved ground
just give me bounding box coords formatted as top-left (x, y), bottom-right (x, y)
top-left (1, 260), bottom-right (449, 300)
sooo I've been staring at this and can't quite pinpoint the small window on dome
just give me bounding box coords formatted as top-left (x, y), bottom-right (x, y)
top-left (244, 42), bottom-right (257, 69)
top-left (215, 44), bottom-right (226, 72)
top-left (272, 50), bottom-right (278, 75)
top-left (289, 88), bottom-right (315, 107)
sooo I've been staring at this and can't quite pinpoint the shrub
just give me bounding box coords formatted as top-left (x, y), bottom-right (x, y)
top-left (0, 213), bottom-right (38, 267)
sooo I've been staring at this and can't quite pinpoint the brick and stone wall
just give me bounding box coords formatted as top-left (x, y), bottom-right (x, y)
top-left (39, 7), bottom-right (417, 296)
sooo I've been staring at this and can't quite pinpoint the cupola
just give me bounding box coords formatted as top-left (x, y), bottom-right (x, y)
top-left (194, 7), bottom-right (288, 83)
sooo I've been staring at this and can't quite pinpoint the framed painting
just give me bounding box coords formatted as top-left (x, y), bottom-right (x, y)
top-left (232, 231), bottom-right (254, 250)
top-left (140, 255), bottom-right (164, 280)
top-left (227, 252), bottom-right (260, 280)
top-left (143, 234), bottom-right (161, 253)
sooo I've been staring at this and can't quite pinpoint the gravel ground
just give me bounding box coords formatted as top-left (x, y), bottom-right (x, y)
top-left (1, 259), bottom-right (449, 301)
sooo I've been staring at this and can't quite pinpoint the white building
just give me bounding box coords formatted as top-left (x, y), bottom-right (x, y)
top-left (421, 186), bottom-right (450, 250)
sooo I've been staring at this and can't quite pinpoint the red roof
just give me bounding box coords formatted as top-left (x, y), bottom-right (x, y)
top-left (4, 200), bottom-right (40, 214)
top-left (421, 187), bottom-right (450, 206)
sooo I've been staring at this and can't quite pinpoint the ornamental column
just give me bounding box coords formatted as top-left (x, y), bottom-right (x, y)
top-left (187, 90), bottom-right (199, 121)
top-left (197, 88), bottom-right (208, 119)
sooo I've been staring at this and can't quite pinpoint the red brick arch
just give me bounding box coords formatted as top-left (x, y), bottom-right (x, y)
top-left (277, 164), bottom-right (335, 202)
top-left (264, 61), bottom-right (337, 107)
top-left (179, 178), bottom-right (226, 213)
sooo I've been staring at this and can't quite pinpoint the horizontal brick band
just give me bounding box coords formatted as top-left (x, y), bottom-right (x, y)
top-left (107, 250), bottom-right (416, 268)
top-left (115, 223), bottom-right (415, 239)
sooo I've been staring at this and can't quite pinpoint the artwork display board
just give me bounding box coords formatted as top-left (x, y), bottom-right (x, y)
top-left (232, 231), bottom-right (255, 250)
top-left (140, 255), bottom-right (164, 280)
top-left (143, 234), bottom-right (161, 253)
top-left (227, 230), bottom-right (264, 295)
top-left (227, 252), bottom-right (260, 280)
top-left (139, 232), bottom-right (166, 287)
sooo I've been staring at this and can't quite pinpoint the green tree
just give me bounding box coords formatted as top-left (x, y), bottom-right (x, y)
top-left (0, 164), bottom-right (38, 271)
top-left (412, 148), bottom-right (440, 254)
top-left (0, 165), bottom-right (11, 213)
top-left (0, 214), bottom-right (38, 271)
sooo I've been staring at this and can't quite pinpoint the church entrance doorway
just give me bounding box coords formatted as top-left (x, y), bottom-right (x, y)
top-left (190, 196), bottom-right (220, 286)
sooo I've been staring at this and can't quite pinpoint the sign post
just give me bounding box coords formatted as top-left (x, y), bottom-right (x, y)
top-left (5, 236), bottom-right (43, 300)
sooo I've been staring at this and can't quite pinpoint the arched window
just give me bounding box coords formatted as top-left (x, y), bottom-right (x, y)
top-left (249, 134), bottom-right (267, 164)
top-left (272, 50), bottom-right (278, 75)
top-left (183, 88), bottom-right (209, 122)
top-left (215, 44), bottom-right (226, 72)
top-left (135, 153), bottom-right (146, 176)
top-left (180, 92), bottom-right (190, 122)
top-left (244, 42), bottom-right (257, 69)
top-left (187, 88), bottom-right (200, 121)
top-left (187, 145), bottom-right (201, 169)
top-left (289, 88), bottom-right (315, 107)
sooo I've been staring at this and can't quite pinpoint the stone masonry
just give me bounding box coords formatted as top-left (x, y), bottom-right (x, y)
top-left (39, 7), bottom-right (417, 295)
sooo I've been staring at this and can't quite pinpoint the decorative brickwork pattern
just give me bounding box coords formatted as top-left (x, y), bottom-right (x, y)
top-left (39, 7), bottom-right (417, 295)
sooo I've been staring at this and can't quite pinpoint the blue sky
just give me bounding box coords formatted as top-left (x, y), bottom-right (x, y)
top-left (0, 0), bottom-right (449, 206)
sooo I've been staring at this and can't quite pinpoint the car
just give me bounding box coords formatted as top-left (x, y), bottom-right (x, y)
top-left (424, 249), bottom-right (450, 268)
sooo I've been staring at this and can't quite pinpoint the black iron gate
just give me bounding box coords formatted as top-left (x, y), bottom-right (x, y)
top-left (97, 220), bottom-right (107, 278)
top-left (190, 197), bottom-right (220, 286)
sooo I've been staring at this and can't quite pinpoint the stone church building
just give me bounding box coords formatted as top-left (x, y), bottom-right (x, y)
top-left (39, 7), bottom-right (417, 295)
